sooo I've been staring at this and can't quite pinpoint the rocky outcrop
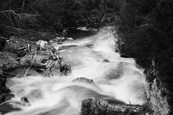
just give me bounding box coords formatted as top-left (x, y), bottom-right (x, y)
top-left (81, 99), bottom-right (152, 115)
top-left (145, 66), bottom-right (171, 115)
top-left (145, 78), bottom-right (169, 115)
top-left (0, 36), bottom-right (71, 106)
top-left (0, 37), bottom-right (71, 76)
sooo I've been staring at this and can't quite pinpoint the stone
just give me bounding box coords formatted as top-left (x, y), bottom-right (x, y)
top-left (73, 77), bottom-right (94, 84)
top-left (21, 97), bottom-right (29, 103)
top-left (81, 99), bottom-right (152, 115)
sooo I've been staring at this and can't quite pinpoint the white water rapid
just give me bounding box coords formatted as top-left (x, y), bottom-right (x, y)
top-left (5, 27), bottom-right (146, 115)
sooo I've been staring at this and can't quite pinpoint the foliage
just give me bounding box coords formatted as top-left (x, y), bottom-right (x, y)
top-left (0, 0), bottom-right (119, 37)
top-left (117, 0), bottom-right (173, 114)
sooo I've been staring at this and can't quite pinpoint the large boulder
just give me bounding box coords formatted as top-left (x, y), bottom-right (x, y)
top-left (81, 99), bottom-right (152, 115)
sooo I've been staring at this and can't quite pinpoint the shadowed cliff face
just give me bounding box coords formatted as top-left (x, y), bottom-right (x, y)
top-left (4, 27), bottom-right (146, 115)
top-left (145, 68), bottom-right (170, 115)
top-left (117, 0), bottom-right (173, 114)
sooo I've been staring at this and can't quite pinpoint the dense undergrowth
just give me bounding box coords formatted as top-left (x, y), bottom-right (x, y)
top-left (0, 0), bottom-right (119, 37)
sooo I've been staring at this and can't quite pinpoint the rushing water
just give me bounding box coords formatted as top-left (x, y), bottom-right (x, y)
top-left (5, 27), bottom-right (146, 115)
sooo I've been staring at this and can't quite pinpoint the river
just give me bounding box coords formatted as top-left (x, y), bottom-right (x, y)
top-left (5, 26), bottom-right (146, 115)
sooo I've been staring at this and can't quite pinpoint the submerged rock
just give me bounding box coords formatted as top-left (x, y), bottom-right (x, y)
top-left (81, 99), bottom-right (152, 115)
top-left (73, 77), bottom-right (94, 84)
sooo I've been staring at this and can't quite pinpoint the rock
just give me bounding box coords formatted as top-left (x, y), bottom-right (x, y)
top-left (59, 64), bottom-right (71, 75)
top-left (66, 37), bottom-right (73, 41)
top-left (73, 77), bottom-right (94, 84)
top-left (3, 36), bottom-right (35, 57)
top-left (0, 101), bottom-right (21, 114)
top-left (21, 97), bottom-right (29, 103)
top-left (3, 94), bottom-right (15, 101)
top-left (8, 67), bottom-right (40, 77)
top-left (0, 93), bottom-right (14, 103)
top-left (58, 45), bottom-right (77, 50)
top-left (120, 54), bottom-right (132, 58)
top-left (103, 59), bottom-right (110, 62)
top-left (36, 40), bottom-right (48, 48)
top-left (0, 35), bottom-right (69, 77)
top-left (145, 78), bottom-right (170, 115)
top-left (0, 52), bottom-right (20, 71)
top-left (81, 99), bottom-right (152, 115)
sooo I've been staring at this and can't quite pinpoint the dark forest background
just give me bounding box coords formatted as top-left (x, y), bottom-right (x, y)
top-left (0, 0), bottom-right (119, 37)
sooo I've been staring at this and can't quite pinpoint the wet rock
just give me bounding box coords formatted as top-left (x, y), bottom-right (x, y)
top-left (3, 94), bottom-right (15, 101)
top-left (66, 37), bottom-right (73, 41)
top-left (0, 35), bottom-right (70, 77)
top-left (59, 64), bottom-right (71, 75)
top-left (0, 93), bottom-right (14, 103)
top-left (106, 62), bottom-right (124, 80)
top-left (21, 97), bottom-right (29, 103)
top-left (103, 59), bottom-right (110, 62)
top-left (0, 101), bottom-right (21, 114)
top-left (145, 78), bottom-right (170, 115)
top-left (0, 52), bottom-right (20, 70)
top-left (73, 77), bottom-right (94, 84)
top-left (58, 45), bottom-right (77, 50)
top-left (8, 67), bottom-right (40, 78)
top-left (81, 99), bottom-right (152, 115)
top-left (3, 36), bottom-right (35, 57)
top-left (120, 53), bottom-right (132, 58)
